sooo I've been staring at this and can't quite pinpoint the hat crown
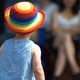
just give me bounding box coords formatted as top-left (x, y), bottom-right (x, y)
top-left (10, 2), bottom-right (38, 24)
top-left (16, 2), bottom-right (32, 11)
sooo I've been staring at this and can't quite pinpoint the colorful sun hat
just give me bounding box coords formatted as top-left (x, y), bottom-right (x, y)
top-left (4, 1), bottom-right (45, 34)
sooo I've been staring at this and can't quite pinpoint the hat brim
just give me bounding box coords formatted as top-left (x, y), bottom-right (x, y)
top-left (4, 7), bottom-right (45, 34)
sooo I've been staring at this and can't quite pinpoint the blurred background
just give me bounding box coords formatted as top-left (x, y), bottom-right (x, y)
top-left (0, 0), bottom-right (80, 80)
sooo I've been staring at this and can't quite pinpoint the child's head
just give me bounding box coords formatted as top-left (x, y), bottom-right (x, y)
top-left (4, 1), bottom-right (45, 36)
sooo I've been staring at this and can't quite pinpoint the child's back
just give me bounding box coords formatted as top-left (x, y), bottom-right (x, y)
top-left (0, 1), bottom-right (45, 80)
top-left (0, 39), bottom-right (35, 80)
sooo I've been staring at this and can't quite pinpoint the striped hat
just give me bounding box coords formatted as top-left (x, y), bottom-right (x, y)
top-left (4, 2), bottom-right (45, 34)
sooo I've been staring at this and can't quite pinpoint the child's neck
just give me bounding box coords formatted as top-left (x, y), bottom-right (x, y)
top-left (13, 34), bottom-right (30, 40)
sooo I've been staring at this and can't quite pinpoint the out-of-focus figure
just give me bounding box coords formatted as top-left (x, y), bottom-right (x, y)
top-left (52, 0), bottom-right (80, 80)
top-left (35, 0), bottom-right (58, 30)
top-left (31, 0), bottom-right (59, 79)
top-left (31, 0), bottom-right (58, 47)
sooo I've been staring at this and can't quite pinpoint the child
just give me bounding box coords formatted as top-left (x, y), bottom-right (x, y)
top-left (0, 1), bottom-right (45, 80)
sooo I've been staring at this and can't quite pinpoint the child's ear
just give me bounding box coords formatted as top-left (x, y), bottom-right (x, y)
top-left (31, 32), bottom-right (34, 34)
top-left (29, 32), bottom-right (34, 36)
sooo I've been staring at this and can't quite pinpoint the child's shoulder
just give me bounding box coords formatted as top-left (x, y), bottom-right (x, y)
top-left (3, 39), bottom-right (12, 45)
top-left (31, 43), bottom-right (41, 55)
top-left (4, 39), bottom-right (12, 42)
top-left (32, 43), bottom-right (40, 51)
top-left (0, 39), bottom-right (12, 54)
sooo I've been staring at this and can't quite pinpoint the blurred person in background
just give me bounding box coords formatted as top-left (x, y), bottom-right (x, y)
top-left (31, 0), bottom-right (59, 79)
top-left (52, 0), bottom-right (80, 80)
top-left (33, 0), bottom-right (59, 51)
top-left (31, 0), bottom-right (59, 46)
top-left (35, 0), bottom-right (58, 30)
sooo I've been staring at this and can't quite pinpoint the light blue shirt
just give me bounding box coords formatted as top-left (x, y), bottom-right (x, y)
top-left (0, 39), bottom-right (35, 80)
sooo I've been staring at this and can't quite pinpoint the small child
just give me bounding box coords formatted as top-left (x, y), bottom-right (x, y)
top-left (0, 1), bottom-right (45, 80)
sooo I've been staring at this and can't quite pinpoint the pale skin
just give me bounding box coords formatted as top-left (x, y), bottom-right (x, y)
top-left (0, 48), bottom-right (1, 55)
top-left (0, 46), bottom-right (2, 56)
top-left (52, 11), bottom-right (80, 77)
top-left (32, 44), bottom-right (45, 80)
top-left (0, 34), bottom-right (45, 80)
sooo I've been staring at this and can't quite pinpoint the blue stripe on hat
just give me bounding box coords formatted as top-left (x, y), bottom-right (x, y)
top-left (10, 14), bottom-right (38, 25)
top-left (10, 11), bottom-right (37, 22)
